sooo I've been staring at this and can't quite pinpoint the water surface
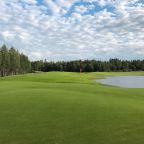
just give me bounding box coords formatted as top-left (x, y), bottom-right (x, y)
top-left (97, 76), bottom-right (144, 88)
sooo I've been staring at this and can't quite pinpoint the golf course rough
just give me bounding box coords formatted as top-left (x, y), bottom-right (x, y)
top-left (0, 72), bottom-right (144, 144)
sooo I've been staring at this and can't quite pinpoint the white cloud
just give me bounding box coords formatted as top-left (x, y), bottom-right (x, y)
top-left (44, 0), bottom-right (79, 16)
top-left (75, 5), bottom-right (88, 13)
top-left (99, 0), bottom-right (106, 7)
top-left (0, 0), bottom-right (144, 60)
top-left (45, 0), bottom-right (60, 15)
top-left (20, 0), bottom-right (37, 5)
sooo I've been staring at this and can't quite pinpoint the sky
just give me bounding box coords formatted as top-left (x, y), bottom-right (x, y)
top-left (0, 0), bottom-right (144, 61)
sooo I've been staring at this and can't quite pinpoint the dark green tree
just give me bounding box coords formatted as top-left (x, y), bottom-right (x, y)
top-left (0, 45), bottom-right (10, 76)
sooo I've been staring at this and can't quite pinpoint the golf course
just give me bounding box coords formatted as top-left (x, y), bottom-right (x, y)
top-left (0, 72), bottom-right (144, 144)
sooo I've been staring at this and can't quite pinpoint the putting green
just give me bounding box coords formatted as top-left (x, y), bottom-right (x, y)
top-left (0, 72), bottom-right (144, 144)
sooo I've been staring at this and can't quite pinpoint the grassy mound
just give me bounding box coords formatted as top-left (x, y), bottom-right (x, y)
top-left (0, 72), bottom-right (144, 144)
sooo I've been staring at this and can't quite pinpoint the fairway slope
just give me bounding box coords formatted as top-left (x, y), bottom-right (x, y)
top-left (0, 72), bottom-right (144, 144)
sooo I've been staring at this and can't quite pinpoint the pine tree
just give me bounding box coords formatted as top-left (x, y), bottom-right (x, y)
top-left (20, 53), bottom-right (31, 73)
top-left (1, 45), bottom-right (10, 76)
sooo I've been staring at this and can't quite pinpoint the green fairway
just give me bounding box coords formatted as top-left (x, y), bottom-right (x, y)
top-left (0, 72), bottom-right (144, 144)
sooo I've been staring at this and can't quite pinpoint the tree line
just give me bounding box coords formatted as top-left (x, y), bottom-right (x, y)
top-left (0, 45), bottom-right (31, 77)
top-left (0, 44), bottom-right (144, 76)
top-left (31, 59), bottom-right (144, 72)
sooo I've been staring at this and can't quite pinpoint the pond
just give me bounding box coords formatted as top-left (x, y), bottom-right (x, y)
top-left (96, 76), bottom-right (144, 88)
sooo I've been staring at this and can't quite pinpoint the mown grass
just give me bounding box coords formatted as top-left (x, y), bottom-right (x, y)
top-left (0, 72), bottom-right (144, 144)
